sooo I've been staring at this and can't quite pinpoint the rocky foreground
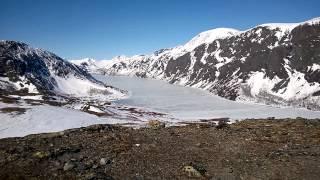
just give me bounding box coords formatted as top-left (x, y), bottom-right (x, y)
top-left (0, 119), bottom-right (319, 180)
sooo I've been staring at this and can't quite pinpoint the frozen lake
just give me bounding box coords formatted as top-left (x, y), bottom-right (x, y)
top-left (1, 74), bottom-right (320, 139)
top-left (95, 74), bottom-right (320, 120)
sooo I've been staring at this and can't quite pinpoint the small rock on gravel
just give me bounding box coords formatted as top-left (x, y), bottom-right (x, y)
top-left (183, 165), bottom-right (202, 177)
top-left (63, 162), bottom-right (75, 171)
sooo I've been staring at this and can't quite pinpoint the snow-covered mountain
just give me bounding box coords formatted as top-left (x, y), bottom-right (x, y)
top-left (0, 40), bottom-right (126, 100)
top-left (69, 58), bottom-right (113, 74)
top-left (84, 17), bottom-right (320, 110)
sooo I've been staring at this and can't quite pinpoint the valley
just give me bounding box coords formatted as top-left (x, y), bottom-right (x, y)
top-left (0, 15), bottom-right (320, 179)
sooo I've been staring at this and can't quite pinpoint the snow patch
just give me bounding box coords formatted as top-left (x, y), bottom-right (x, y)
top-left (0, 76), bottom-right (39, 93)
top-left (53, 74), bottom-right (126, 101)
top-left (184, 28), bottom-right (240, 51)
top-left (88, 106), bottom-right (104, 113)
top-left (308, 63), bottom-right (320, 72)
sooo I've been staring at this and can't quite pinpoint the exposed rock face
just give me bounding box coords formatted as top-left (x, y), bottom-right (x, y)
top-left (0, 40), bottom-right (126, 100)
top-left (94, 18), bottom-right (320, 110)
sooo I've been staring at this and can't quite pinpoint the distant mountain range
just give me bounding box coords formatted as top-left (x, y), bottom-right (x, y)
top-left (72, 17), bottom-right (320, 110)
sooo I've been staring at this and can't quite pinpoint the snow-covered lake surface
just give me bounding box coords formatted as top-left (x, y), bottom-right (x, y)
top-left (1, 74), bottom-right (320, 139)
top-left (95, 74), bottom-right (320, 120)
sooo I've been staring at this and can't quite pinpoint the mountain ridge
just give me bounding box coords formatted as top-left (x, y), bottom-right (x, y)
top-left (72, 17), bottom-right (320, 110)
top-left (0, 40), bottom-right (126, 101)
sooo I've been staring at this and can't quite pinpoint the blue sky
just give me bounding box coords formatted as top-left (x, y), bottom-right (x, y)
top-left (1, 0), bottom-right (319, 60)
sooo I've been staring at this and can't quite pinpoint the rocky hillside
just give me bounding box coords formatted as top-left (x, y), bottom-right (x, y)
top-left (0, 40), bottom-right (126, 101)
top-left (78, 17), bottom-right (320, 110)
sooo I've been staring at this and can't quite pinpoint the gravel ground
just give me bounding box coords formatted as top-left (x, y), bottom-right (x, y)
top-left (0, 118), bottom-right (319, 180)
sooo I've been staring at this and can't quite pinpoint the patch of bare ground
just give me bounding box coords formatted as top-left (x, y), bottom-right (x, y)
top-left (0, 107), bottom-right (28, 115)
top-left (0, 119), bottom-right (319, 179)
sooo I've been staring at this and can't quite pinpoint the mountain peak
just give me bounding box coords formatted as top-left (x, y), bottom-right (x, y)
top-left (184, 28), bottom-right (240, 51)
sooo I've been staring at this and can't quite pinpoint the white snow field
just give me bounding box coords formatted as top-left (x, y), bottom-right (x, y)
top-left (0, 102), bottom-right (139, 139)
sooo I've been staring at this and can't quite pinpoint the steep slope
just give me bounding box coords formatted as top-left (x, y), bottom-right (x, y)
top-left (0, 40), bottom-right (126, 100)
top-left (92, 17), bottom-right (320, 110)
